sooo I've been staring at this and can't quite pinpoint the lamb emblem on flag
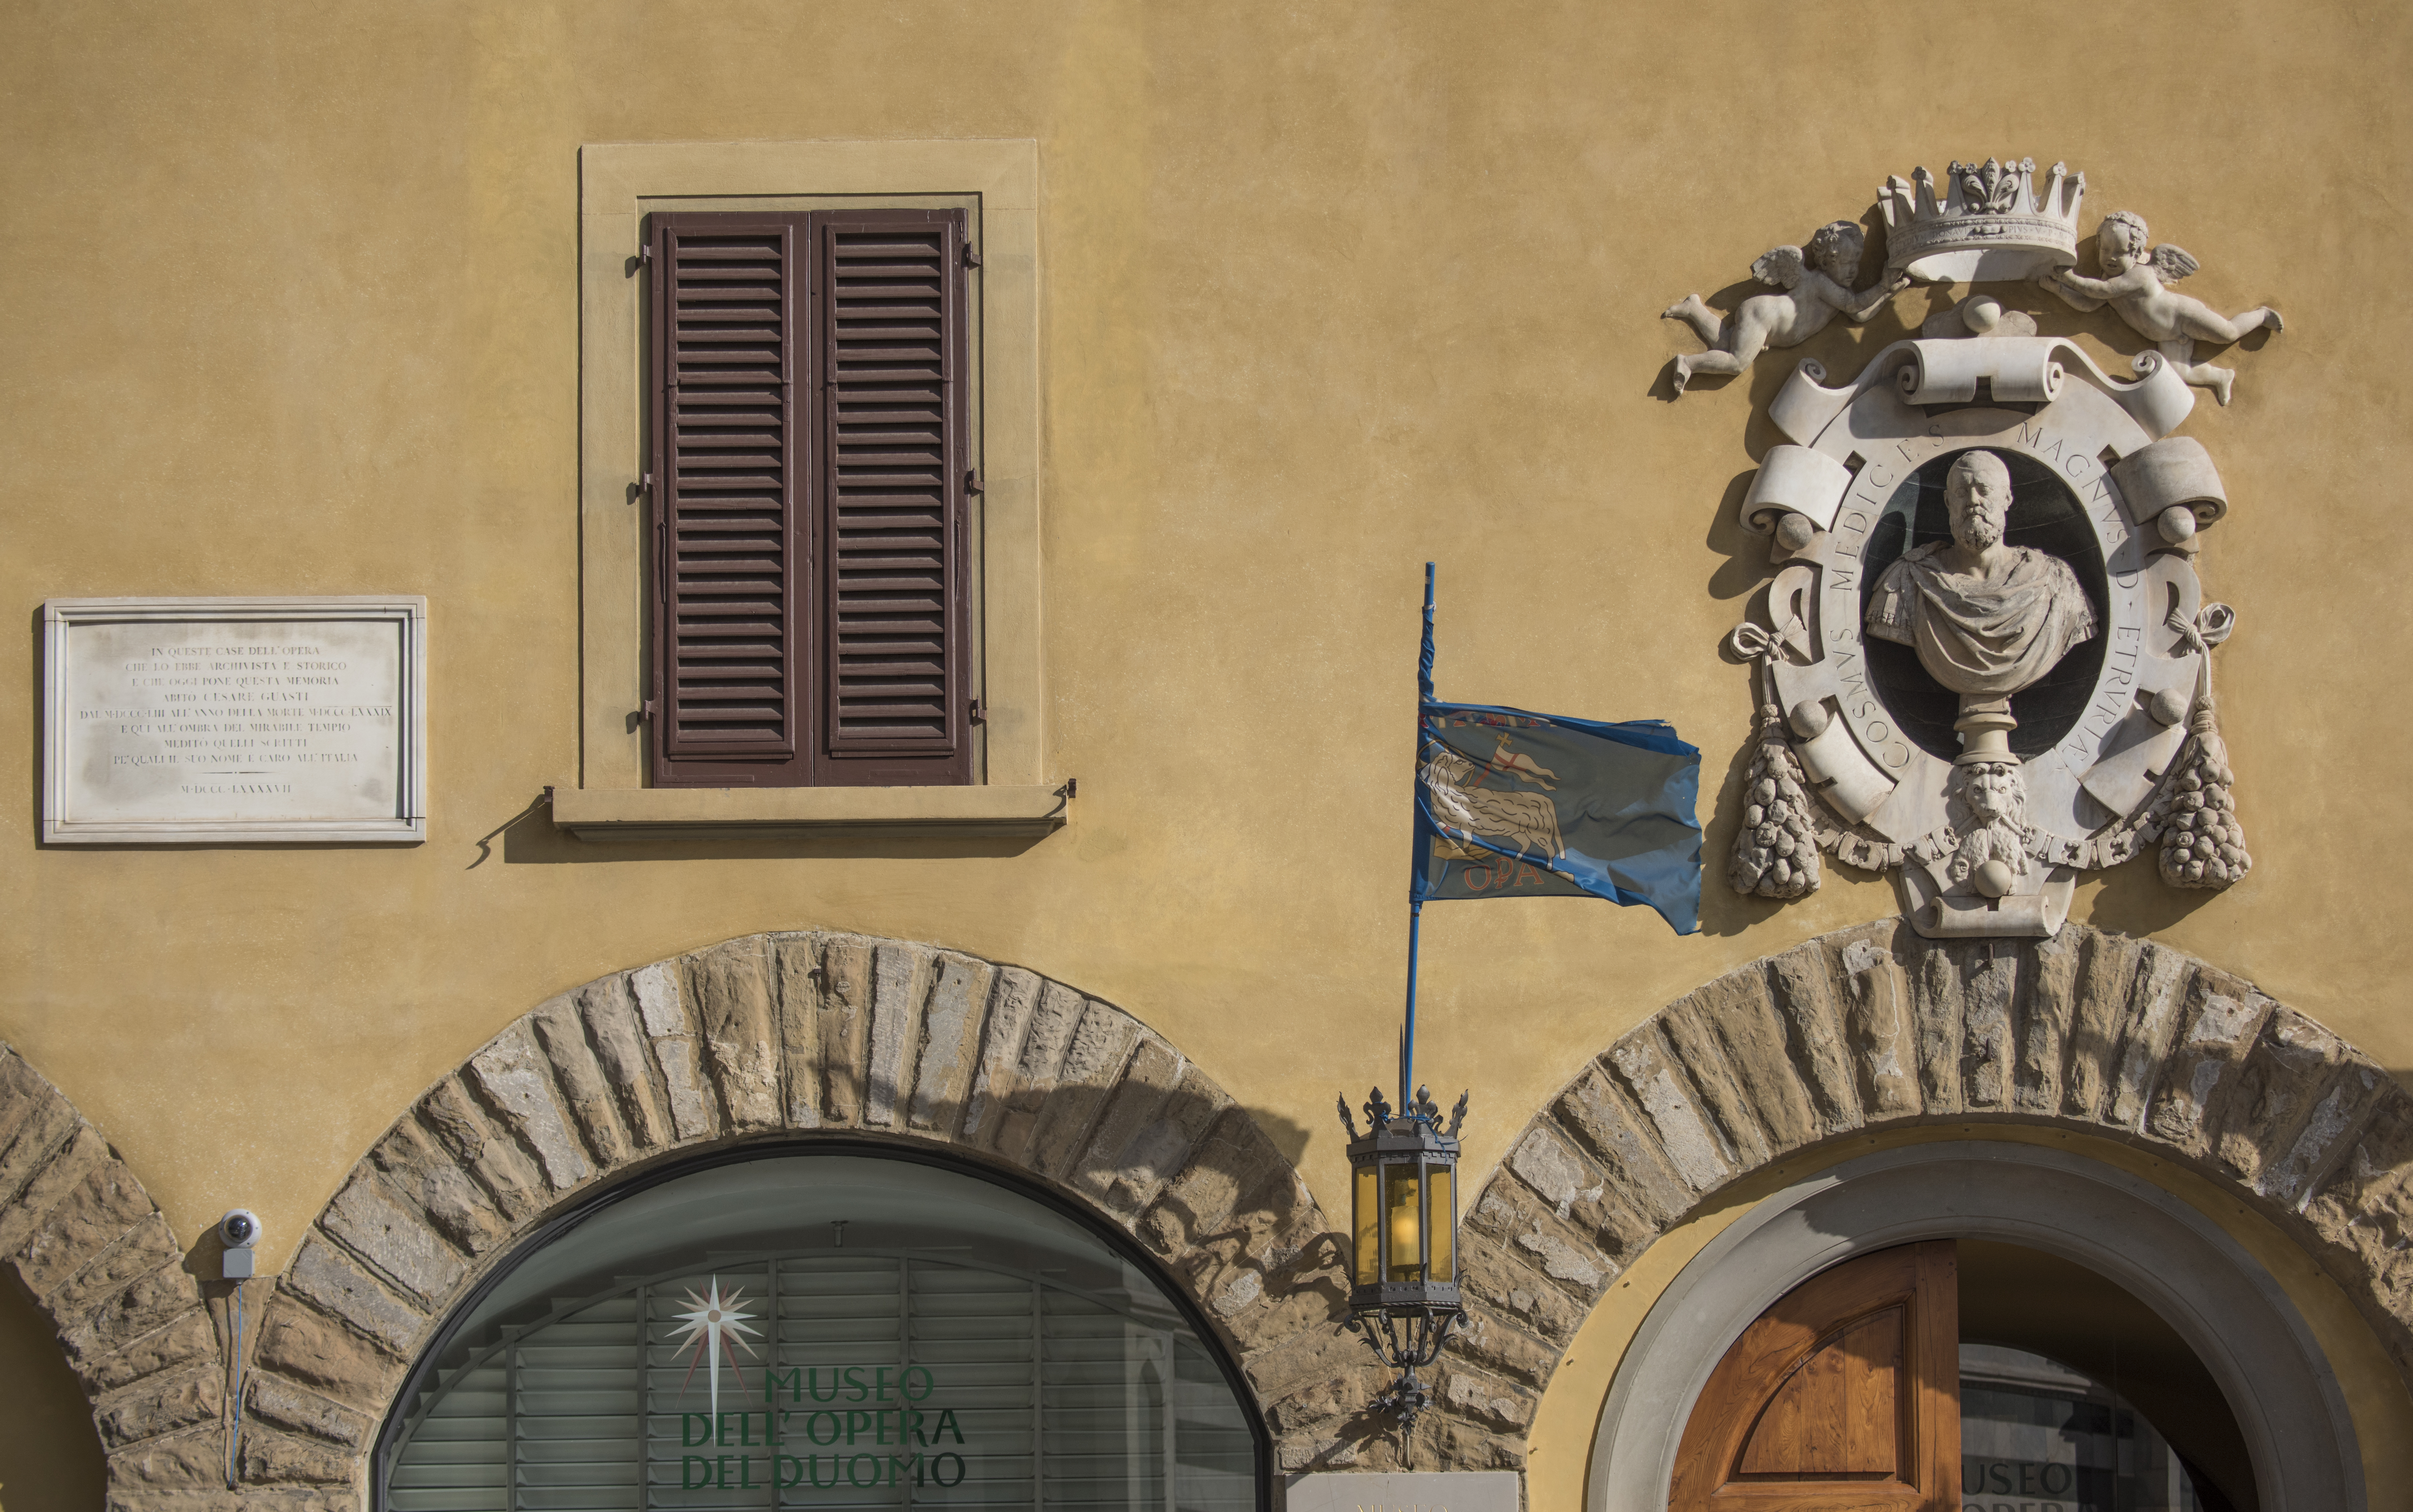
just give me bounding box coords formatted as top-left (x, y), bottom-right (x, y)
top-left (1420, 739), bottom-right (1565, 864)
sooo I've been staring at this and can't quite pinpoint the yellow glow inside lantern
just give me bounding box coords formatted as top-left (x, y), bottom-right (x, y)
top-left (1383, 1162), bottom-right (1423, 1283)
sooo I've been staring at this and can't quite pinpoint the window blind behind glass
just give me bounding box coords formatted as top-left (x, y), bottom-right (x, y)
top-left (388, 1253), bottom-right (1252, 1512)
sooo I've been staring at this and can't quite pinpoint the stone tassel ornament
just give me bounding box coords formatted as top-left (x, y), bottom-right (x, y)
top-left (1728, 656), bottom-right (1820, 899)
top-left (2159, 693), bottom-right (2251, 888)
top-left (2156, 602), bottom-right (2250, 890)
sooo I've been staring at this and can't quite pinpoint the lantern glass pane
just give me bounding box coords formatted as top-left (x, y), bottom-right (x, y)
top-left (1352, 1164), bottom-right (1380, 1286)
top-left (1383, 1161), bottom-right (1422, 1283)
top-left (1429, 1163), bottom-right (1456, 1283)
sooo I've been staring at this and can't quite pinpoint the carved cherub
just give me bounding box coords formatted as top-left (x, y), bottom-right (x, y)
top-left (2037, 211), bottom-right (2281, 405)
top-left (1662, 221), bottom-right (1909, 395)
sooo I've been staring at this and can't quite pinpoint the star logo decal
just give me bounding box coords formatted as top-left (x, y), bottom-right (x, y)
top-left (667, 1277), bottom-right (763, 1418)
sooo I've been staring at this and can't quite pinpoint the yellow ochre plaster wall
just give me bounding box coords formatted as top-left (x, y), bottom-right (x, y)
top-left (3, 1), bottom-right (2409, 1506)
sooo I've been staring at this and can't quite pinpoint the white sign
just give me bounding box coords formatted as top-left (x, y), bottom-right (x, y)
top-left (1284, 1470), bottom-right (1520, 1512)
top-left (44, 597), bottom-right (426, 843)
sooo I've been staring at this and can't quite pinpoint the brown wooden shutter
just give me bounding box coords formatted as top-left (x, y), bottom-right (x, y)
top-left (1671, 1241), bottom-right (1961, 1511)
top-left (649, 213), bottom-right (812, 786)
top-left (814, 208), bottom-right (972, 785)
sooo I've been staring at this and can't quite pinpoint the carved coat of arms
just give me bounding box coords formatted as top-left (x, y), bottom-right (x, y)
top-left (1662, 159), bottom-right (2276, 938)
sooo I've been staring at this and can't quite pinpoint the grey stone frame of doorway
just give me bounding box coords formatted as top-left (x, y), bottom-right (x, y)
top-left (1588, 1140), bottom-right (2362, 1512)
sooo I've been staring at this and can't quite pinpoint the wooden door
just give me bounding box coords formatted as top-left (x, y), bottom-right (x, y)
top-left (1670, 1241), bottom-right (1959, 1511)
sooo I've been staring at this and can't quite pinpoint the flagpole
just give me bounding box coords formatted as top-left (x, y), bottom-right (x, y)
top-left (1402, 901), bottom-right (1423, 1111)
top-left (1405, 562), bottom-right (1436, 1112)
top-left (1344, 562), bottom-right (1466, 1457)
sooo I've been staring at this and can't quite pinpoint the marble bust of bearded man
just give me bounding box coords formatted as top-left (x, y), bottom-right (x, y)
top-left (1864, 450), bottom-right (2098, 705)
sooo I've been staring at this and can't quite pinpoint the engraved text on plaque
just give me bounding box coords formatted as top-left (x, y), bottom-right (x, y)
top-left (43, 597), bottom-right (427, 843)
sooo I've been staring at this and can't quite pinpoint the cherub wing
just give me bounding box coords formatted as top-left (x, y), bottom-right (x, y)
top-left (2151, 244), bottom-right (2199, 282)
top-left (1750, 245), bottom-right (1805, 288)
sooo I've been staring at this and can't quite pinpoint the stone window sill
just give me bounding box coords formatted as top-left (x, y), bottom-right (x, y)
top-left (549, 783), bottom-right (1072, 842)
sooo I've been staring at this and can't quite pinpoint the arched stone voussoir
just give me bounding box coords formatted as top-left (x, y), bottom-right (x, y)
top-left (239, 930), bottom-right (1372, 1503)
top-left (1439, 919), bottom-right (2413, 1462)
top-left (0, 1044), bottom-right (226, 1512)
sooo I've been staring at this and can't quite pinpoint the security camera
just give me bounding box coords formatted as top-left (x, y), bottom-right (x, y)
top-left (219, 1209), bottom-right (261, 1280)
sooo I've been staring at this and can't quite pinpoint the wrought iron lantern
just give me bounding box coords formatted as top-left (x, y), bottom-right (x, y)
top-left (1336, 1080), bottom-right (1468, 1445)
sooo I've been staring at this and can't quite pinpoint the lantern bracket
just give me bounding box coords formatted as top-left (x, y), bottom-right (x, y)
top-left (1345, 1307), bottom-right (1463, 1454)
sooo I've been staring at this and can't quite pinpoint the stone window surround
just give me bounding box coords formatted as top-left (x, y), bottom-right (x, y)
top-left (561, 141), bottom-right (1060, 840)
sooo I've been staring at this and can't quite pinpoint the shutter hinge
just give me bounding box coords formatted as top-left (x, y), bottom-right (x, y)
top-left (635, 472), bottom-right (654, 503)
top-left (968, 698), bottom-right (987, 726)
top-left (962, 243), bottom-right (982, 269)
top-left (965, 470), bottom-right (984, 496)
top-left (641, 244), bottom-right (654, 267)
top-left (639, 699), bottom-right (657, 722)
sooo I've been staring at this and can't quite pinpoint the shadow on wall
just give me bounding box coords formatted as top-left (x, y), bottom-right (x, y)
top-left (2082, 848), bottom-right (2224, 937)
top-left (0, 1268), bottom-right (106, 1512)
top-left (467, 794), bottom-right (1053, 867)
top-left (1246, 1106), bottom-right (1314, 1170)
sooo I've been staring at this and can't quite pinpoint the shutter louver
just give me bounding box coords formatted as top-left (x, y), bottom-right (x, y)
top-left (818, 210), bottom-right (971, 780)
top-left (652, 217), bottom-right (807, 784)
top-left (386, 1359), bottom-right (506, 1511)
top-left (644, 207), bottom-right (975, 789)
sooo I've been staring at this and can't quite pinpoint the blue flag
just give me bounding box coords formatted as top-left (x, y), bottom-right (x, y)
top-left (1409, 573), bottom-right (1703, 935)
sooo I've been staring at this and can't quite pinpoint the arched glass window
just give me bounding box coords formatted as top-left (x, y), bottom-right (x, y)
top-left (377, 1148), bottom-right (1264, 1511)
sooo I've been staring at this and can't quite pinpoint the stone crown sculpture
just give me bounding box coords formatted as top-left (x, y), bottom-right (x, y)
top-left (1661, 153), bottom-right (2275, 407)
top-left (1880, 157), bottom-right (2086, 284)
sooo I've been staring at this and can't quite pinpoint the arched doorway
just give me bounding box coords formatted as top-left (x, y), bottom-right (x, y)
top-left (1667, 1237), bottom-right (2257, 1511)
top-left (1433, 921), bottom-right (2413, 1495)
top-left (1590, 1143), bottom-right (2360, 1511)
top-left (379, 1143), bottom-right (1265, 1510)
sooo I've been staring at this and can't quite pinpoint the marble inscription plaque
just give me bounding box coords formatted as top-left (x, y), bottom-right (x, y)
top-left (44, 597), bottom-right (426, 843)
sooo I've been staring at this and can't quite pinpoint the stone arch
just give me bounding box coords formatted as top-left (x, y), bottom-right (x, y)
top-left (164, 930), bottom-right (1358, 1508)
top-left (0, 1044), bottom-right (224, 1508)
top-left (1592, 1141), bottom-right (2363, 1512)
top-left (1427, 918), bottom-right (2413, 1472)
